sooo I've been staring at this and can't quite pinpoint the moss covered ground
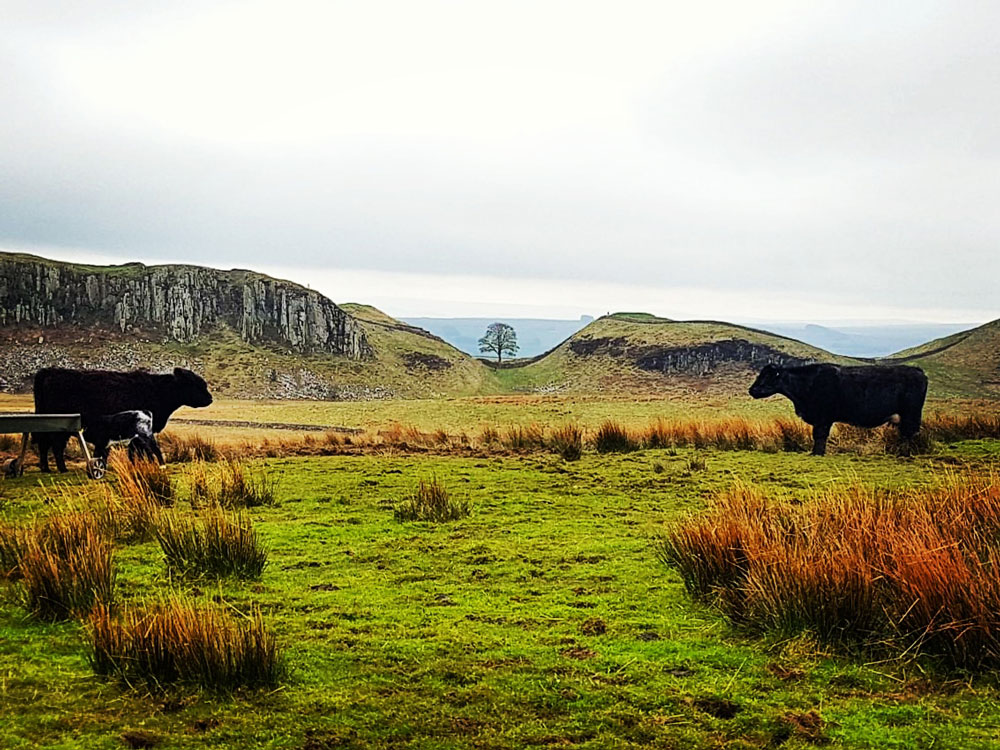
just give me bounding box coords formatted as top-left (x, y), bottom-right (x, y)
top-left (3, 436), bottom-right (1000, 748)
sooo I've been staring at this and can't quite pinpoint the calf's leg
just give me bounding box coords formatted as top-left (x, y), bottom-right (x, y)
top-left (149, 436), bottom-right (165, 466)
top-left (811, 423), bottom-right (832, 456)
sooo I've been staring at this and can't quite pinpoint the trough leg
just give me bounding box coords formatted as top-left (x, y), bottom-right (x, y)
top-left (77, 431), bottom-right (105, 480)
top-left (5, 433), bottom-right (29, 477)
top-left (811, 423), bottom-right (831, 456)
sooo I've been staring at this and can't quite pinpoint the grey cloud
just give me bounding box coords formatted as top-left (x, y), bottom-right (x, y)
top-left (0, 1), bottom-right (998, 317)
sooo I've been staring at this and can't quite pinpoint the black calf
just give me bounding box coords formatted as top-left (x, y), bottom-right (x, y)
top-left (87, 410), bottom-right (164, 465)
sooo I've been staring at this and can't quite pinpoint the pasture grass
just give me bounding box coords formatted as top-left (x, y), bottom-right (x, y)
top-left (2, 440), bottom-right (1000, 747)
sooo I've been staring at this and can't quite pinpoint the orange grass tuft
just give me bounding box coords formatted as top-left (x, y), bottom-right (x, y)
top-left (658, 472), bottom-right (1000, 668)
top-left (18, 512), bottom-right (115, 621)
top-left (89, 597), bottom-right (282, 690)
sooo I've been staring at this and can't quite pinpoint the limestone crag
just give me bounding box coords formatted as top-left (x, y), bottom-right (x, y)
top-left (0, 253), bottom-right (370, 357)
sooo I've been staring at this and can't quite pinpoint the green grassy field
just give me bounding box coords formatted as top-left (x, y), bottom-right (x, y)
top-left (3, 439), bottom-right (1000, 749)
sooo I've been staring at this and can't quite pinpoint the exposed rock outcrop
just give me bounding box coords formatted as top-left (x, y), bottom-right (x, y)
top-left (569, 336), bottom-right (812, 375)
top-left (0, 253), bottom-right (370, 357)
top-left (634, 340), bottom-right (812, 375)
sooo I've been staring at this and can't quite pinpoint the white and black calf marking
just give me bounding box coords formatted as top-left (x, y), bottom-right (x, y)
top-left (86, 410), bottom-right (165, 465)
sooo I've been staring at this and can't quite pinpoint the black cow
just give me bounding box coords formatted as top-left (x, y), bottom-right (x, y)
top-left (86, 410), bottom-right (165, 466)
top-left (34, 367), bottom-right (212, 472)
top-left (748, 363), bottom-right (928, 456)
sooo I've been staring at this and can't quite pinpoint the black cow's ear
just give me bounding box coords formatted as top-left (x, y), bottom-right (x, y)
top-left (173, 367), bottom-right (191, 378)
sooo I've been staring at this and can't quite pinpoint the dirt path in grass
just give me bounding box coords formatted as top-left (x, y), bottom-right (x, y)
top-left (171, 418), bottom-right (363, 434)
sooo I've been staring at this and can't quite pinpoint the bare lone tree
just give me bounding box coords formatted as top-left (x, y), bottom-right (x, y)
top-left (478, 322), bottom-right (519, 364)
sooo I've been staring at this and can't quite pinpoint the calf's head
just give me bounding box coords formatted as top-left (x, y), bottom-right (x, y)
top-left (749, 364), bottom-right (784, 399)
top-left (173, 367), bottom-right (214, 407)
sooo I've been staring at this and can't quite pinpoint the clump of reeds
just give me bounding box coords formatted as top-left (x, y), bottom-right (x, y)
top-left (502, 423), bottom-right (546, 452)
top-left (394, 478), bottom-right (470, 522)
top-left (478, 425), bottom-right (501, 447)
top-left (217, 458), bottom-right (278, 508)
top-left (88, 597), bottom-right (282, 690)
top-left (774, 419), bottom-right (811, 453)
top-left (92, 483), bottom-right (163, 544)
top-left (0, 521), bottom-right (28, 579)
top-left (158, 432), bottom-right (219, 463)
top-left (18, 512), bottom-right (115, 621)
top-left (923, 413), bottom-right (1000, 443)
top-left (187, 461), bottom-right (212, 508)
top-left (111, 454), bottom-right (174, 507)
top-left (657, 472), bottom-right (1000, 669)
top-left (593, 420), bottom-right (639, 453)
top-left (549, 423), bottom-right (583, 461)
top-left (0, 434), bottom-right (19, 452)
top-left (156, 507), bottom-right (267, 579)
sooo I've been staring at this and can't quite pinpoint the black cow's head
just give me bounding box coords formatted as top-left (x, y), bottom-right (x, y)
top-left (749, 364), bottom-right (784, 399)
top-left (173, 367), bottom-right (214, 407)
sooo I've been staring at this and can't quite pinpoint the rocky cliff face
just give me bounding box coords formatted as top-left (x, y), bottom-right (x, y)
top-left (569, 336), bottom-right (812, 375)
top-left (0, 253), bottom-right (370, 358)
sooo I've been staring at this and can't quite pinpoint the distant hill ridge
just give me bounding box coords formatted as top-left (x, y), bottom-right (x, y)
top-left (0, 252), bottom-right (369, 357)
top-left (1, 252), bottom-right (996, 400)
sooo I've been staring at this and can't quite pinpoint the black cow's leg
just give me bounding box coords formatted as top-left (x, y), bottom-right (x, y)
top-left (37, 434), bottom-right (51, 472)
top-left (811, 423), bottom-right (831, 456)
top-left (897, 412), bottom-right (922, 455)
top-left (53, 434), bottom-right (70, 473)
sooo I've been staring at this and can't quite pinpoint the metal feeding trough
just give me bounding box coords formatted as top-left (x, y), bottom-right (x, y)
top-left (1, 413), bottom-right (105, 479)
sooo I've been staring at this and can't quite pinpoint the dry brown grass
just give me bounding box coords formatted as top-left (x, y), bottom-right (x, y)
top-left (149, 410), bottom-right (1000, 463)
top-left (159, 432), bottom-right (219, 463)
top-left (657, 472), bottom-right (1000, 669)
top-left (111, 454), bottom-right (174, 507)
top-left (18, 512), bottom-right (115, 621)
top-left (549, 423), bottom-right (584, 461)
top-left (88, 597), bottom-right (282, 690)
top-left (0, 520), bottom-right (28, 579)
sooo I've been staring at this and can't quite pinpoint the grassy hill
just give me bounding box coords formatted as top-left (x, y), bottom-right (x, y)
top-left (0, 309), bottom-right (499, 401)
top-left (338, 304), bottom-right (499, 398)
top-left (887, 318), bottom-right (1000, 399)
top-left (494, 313), bottom-right (853, 395)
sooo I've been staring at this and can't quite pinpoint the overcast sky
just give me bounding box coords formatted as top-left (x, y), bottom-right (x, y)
top-left (2, 1), bottom-right (998, 322)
